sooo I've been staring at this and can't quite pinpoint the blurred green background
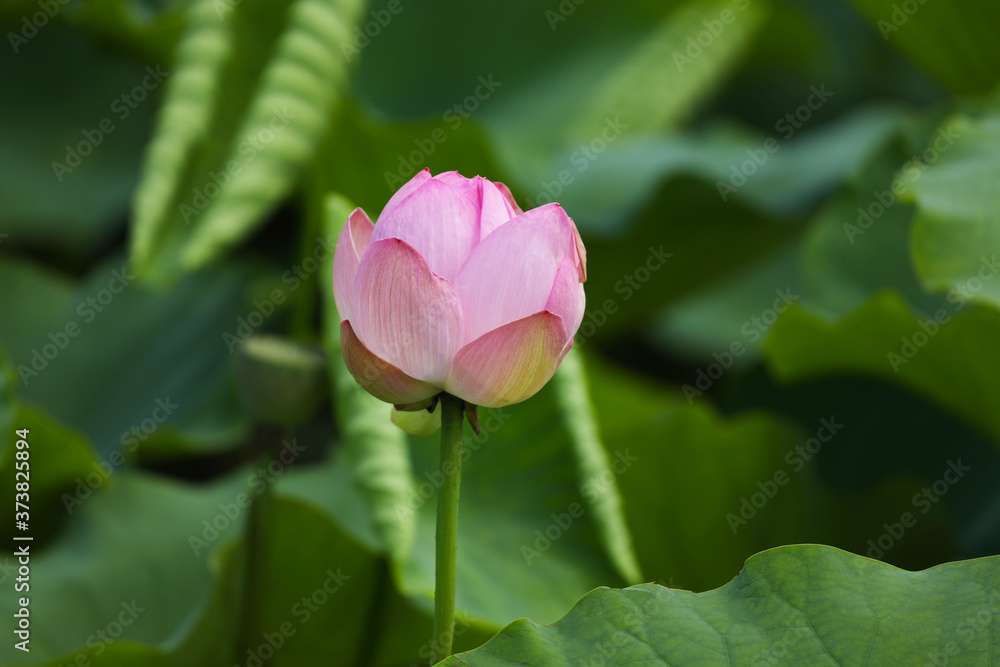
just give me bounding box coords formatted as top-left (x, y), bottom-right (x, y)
top-left (2, 0), bottom-right (1000, 664)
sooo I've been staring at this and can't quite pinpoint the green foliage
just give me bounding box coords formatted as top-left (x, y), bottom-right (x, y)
top-left (906, 112), bottom-right (1000, 309)
top-left (130, 0), bottom-right (364, 284)
top-left (0, 255), bottom-right (258, 459)
top-left (849, 0), bottom-right (1000, 95)
top-left (3, 0), bottom-right (999, 663)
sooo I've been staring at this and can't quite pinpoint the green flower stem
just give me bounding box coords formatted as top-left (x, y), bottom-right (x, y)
top-left (432, 393), bottom-right (465, 663)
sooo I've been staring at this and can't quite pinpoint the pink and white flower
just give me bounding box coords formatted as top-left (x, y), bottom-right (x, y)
top-left (333, 169), bottom-right (587, 409)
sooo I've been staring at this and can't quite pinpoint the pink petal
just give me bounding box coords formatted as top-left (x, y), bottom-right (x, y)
top-left (492, 181), bottom-right (523, 216)
top-left (340, 320), bottom-right (440, 405)
top-left (432, 170), bottom-right (470, 191)
top-left (371, 178), bottom-right (481, 281)
top-left (332, 208), bottom-right (374, 324)
top-left (445, 312), bottom-right (568, 408)
top-left (352, 238), bottom-right (463, 385)
top-left (571, 218), bottom-right (587, 282)
top-left (380, 168), bottom-right (431, 219)
top-left (454, 203), bottom-right (579, 345)
top-left (545, 257), bottom-right (586, 337)
top-left (478, 178), bottom-right (518, 240)
top-left (433, 173), bottom-right (517, 240)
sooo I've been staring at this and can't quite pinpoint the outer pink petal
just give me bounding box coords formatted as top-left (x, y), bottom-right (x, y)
top-left (371, 178), bottom-right (481, 281)
top-left (380, 168), bottom-right (431, 219)
top-left (352, 238), bottom-right (463, 385)
top-left (445, 312), bottom-right (568, 408)
top-left (340, 320), bottom-right (440, 405)
top-left (332, 208), bottom-right (374, 324)
top-left (492, 181), bottom-right (523, 216)
top-left (454, 203), bottom-right (578, 345)
top-left (571, 218), bottom-right (587, 282)
top-left (545, 257), bottom-right (586, 338)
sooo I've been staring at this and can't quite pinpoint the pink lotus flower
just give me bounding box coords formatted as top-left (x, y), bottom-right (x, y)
top-left (333, 169), bottom-right (587, 409)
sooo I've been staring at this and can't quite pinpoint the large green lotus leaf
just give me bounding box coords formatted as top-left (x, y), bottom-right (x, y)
top-left (130, 0), bottom-right (363, 284)
top-left (905, 112), bottom-right (1000, 310)
top-left (0, 473), bottom-right (246, 666)
top-left (0, 25), bottom-right (158, 262)
top-left (0, 255), bottom-right (267, 459)
top-left (444, 545), bottom-right (1000, 666)
top-left (763, 292), bottom-right (1000, 447)
top-left (849, 0), bottom-right (1000, 95)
